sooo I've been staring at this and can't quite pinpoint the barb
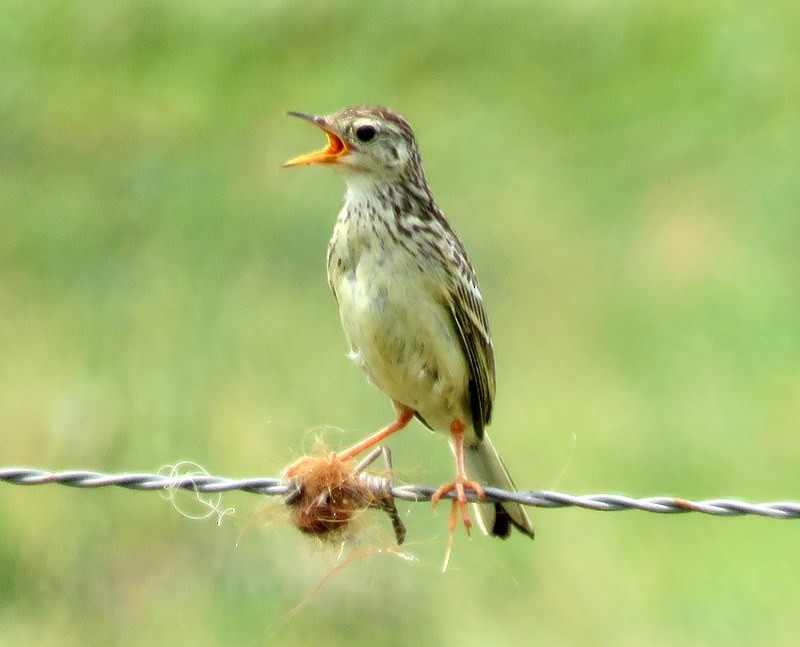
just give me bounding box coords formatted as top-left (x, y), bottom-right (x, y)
top-left (1, 466), bottom-right (798, 519)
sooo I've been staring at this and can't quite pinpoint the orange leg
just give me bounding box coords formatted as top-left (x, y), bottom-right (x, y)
top-left (431, 420), bottom-right (486, 536)
top-left (336, 406), bottom-right (415, 462)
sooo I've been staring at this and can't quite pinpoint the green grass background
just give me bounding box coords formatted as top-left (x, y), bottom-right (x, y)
top-left (2, 1), bottom-right (799, 645)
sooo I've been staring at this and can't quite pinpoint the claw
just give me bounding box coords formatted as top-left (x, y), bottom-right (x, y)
top-left (431, 478), bottom-right (486, 537)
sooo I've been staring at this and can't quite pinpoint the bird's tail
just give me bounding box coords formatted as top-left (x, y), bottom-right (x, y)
top-left (463, 434), bottom-right (535, 539)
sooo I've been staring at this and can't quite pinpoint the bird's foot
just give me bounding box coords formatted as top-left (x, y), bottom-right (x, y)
top-left (431, 478), bottom-right (486, 537)
top-left (433, 478), bottom-right (486, 571)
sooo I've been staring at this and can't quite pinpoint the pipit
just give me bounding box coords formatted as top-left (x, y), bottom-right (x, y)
top-left (284, 105), bottom-right (534, 541)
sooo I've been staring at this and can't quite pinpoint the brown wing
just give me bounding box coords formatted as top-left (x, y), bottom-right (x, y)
top-left (445, 261), bottom-right (496, 440)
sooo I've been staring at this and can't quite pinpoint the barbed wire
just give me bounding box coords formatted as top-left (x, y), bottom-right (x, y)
top-left (2, 466), bottom-right (798, 519)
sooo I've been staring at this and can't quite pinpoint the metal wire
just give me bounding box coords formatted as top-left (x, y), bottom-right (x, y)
top-left (1, 466), bottom-right (798, 519)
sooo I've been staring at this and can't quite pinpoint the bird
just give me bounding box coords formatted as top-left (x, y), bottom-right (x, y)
top-left (283, 105), bottom-right (534, 541)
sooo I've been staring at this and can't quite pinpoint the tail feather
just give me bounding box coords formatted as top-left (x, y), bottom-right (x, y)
top-left (463, 434), bottom-right (534, 539)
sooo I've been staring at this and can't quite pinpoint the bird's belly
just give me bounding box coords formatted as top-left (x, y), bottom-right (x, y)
top-left (333, 254), bottom-right (468, 431)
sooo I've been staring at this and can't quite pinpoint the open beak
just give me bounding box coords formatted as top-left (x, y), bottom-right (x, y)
top-left (283, 112), bottom-right (348, 167)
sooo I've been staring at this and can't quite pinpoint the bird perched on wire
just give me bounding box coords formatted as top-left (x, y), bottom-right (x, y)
top-left (283, 105), bottom-right (534, 542)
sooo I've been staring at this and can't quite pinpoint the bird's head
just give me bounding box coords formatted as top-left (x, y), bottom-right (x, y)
top-left (283, 105), bottom-right (422, 182)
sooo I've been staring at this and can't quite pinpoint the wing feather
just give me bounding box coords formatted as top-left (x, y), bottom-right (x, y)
top-left (444, 253), bottom-right (496, 439)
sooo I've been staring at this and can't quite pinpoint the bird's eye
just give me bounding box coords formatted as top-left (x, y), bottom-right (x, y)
top-left (355, 124), bottom-right (376, 142)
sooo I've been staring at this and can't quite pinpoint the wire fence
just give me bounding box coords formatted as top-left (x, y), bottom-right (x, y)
top-left (2, 466), bottom-right (799, 519)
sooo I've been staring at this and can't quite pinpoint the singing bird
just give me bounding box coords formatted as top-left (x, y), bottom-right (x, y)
top-left (284, 105), bottom-right (534, 540)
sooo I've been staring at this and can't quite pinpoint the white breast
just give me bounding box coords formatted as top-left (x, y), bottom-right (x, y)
top-left (328, 202), bottom-right (470, 434)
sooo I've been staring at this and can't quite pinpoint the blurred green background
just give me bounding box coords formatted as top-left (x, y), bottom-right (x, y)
top-left (2, 1), bottom-right (799, 645)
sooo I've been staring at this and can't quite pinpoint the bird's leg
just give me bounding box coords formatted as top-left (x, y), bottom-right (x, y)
top-left (336, 406), bottom-right (414, 462)
top-left (431, 419), bottom-right (486, 537)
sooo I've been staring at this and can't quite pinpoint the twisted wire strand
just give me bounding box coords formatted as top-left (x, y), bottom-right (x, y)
top-left (1, 467), bottom-right (798, 519)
